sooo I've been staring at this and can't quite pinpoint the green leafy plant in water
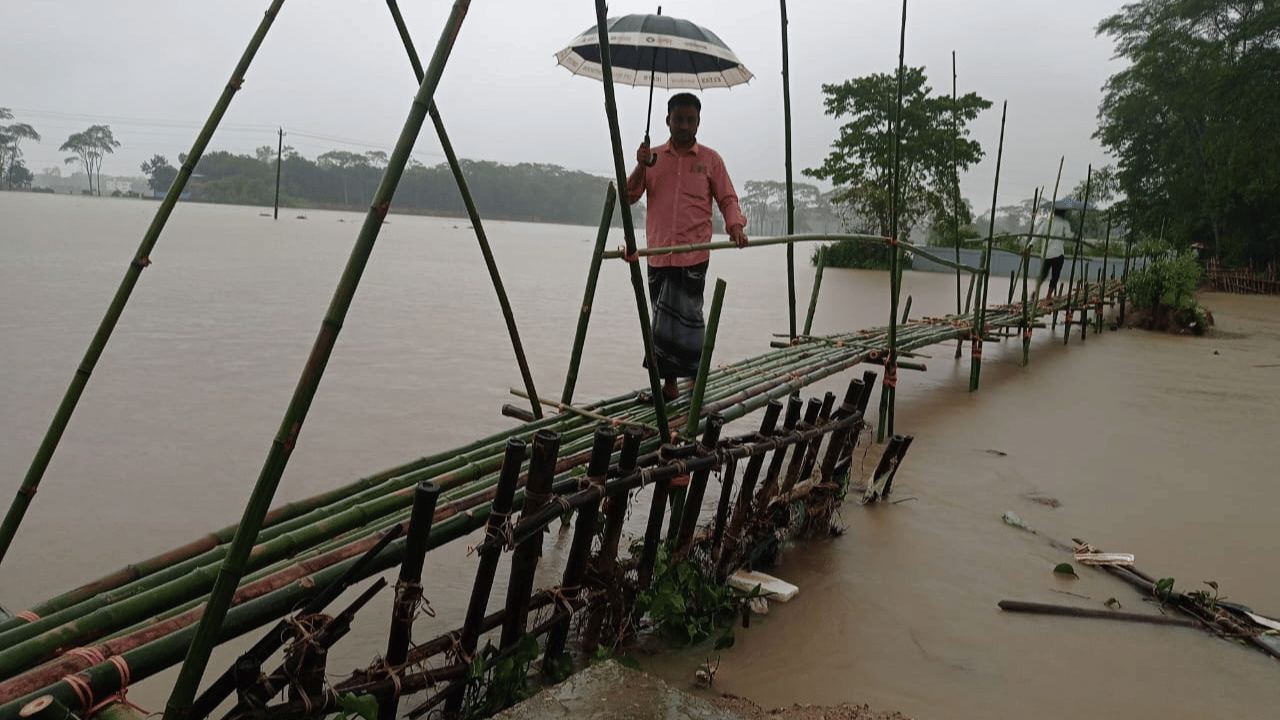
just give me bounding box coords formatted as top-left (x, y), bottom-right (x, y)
top-left (1153, 577), bottom-right (1177, 607)
top-left (1053, 562), bottom-right (1078, 578)
top-left (327, 692), bottom-right (378, 720)
top-left (632, 544), bottom-right (742, 649)
top-left (461, 633), bottom-right (541, 720)
top-left (1189, 580), bottom-right (1220, 612)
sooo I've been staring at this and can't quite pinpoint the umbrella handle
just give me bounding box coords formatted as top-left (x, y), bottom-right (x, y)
top-left (643, 132), bottom-right (658, 166)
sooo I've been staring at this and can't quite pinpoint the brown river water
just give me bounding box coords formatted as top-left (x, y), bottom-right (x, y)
top-left (2, 193), bottom-right (1278, 718)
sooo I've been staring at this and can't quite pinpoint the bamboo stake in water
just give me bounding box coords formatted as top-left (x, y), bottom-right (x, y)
top-left (592, 0), bottom-right (669, 441)
top-left (881, 0), bottom-right (909, 442)
top-left (971, 100), bottom-right (1007, 392)
top-left (781, 0), bottom-right (797, 339)
top-left (950, 50), bottom-right (963, 316)
top-left (378, 481), bottom-right (440, 720)
top-left (0, 0), bottom-right (288, 569)
top-left (562, 184), bottom-right (617, 405)
top-left (803, 247), bottom-right (826, 336)
top-left (161, 4), bottom-right (473, 718)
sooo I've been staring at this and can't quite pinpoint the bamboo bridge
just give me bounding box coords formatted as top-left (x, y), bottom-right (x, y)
top-left (0, 1), bottom-right (1145, 719)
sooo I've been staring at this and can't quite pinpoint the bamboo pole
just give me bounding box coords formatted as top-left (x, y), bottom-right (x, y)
top-left (781, 0), bottom-right (797, 339)
top-left (676, 414), bottom-right (725, 551)
top-left (384, 0), bottom-right (541, 418)
top-left (997, 600), bottom-right (1197, 627)
top-left (376, 481), bottom-right (439, 720)
top-left (950, 51), bottom-right (963, 316)
top-left (0, 0), bottom-right (289, 569)
top-left (802, 247), bottom-right (826, 336)
top-left (1063, 165), bottom-right (1092, 347)
top-left (1120, 232), bottom-right (1133, 323)
top-left (500, 430), bottom-right (559, 648)
top-left (685, 278), bottom-right (728, 439)
top-left (542, 426), bottom-right (613, 673)
top-left (445, 440), bottom-right (522, 717)
top-left (970, 100), bottom-right (1007, 392)
top-left (592, 0), bottom-right (669, 441)
top-left (880, 0), bottom-right (909, 442)
top-left (562, 184), bottom-right (617, 405)
top-left (160, 5), bottom-right (474, 718)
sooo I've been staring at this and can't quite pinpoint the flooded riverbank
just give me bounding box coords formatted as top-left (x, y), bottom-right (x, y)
top-left (2, 193), bottom-right (1277, 718)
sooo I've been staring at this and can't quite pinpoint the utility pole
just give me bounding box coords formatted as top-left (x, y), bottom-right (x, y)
top-left (273, 127), bottom-right (284, 219)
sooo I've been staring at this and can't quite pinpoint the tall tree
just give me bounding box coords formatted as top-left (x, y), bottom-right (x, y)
top-left (804, 66), bottom-right (991, 241)
top-left (317, 149), bottom-right (369, 205)
top-left (140, 154), bottom-right (179, 193)
top-left (59, 124), bottom-right (121, 195)
top-left (1096, 0), bottom-right (1280, 263)
top-left (0, 108), bottom-right (41, 191)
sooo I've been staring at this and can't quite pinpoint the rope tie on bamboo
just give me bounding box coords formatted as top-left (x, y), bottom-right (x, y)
top-left (15, 609), bottom-right (39, 623)
top-left (1023, 329), bottom-right (1033, 340)
top-left (86, 656), bottom-right (147, 715)
top-left (549, 584), bottom-right (581, 614)
top-left (63, 672), bottom-right (95, 712)
top-left (884, 362), bottom-right (898, 389)
top-left (376, 657), bottom-right (405, 699)
top-left (638, 467), bottom-right (656, 488)
top-left (971, 339), bottom-right (983, 360)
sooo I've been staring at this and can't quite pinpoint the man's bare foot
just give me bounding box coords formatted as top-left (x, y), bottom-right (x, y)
top-left (662, 379), bottom-right (679, 401)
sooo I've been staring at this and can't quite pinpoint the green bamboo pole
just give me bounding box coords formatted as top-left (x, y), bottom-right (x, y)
top-left (383, 0), bottom-right (541, 419)
top-left (781, 0), bottom-right (797, 339)
top-left (1120, 232), bottom-right (1133, 323)
top-left (160, 5), bottom-right (474, 718)
top-left (950, 51), bottom-right (963, 316)
top-left (592, 0), bottom-right (669, 441)
top-left (685, 279), bottom-right (729, 439)
top-left (1062, 165), bottom-right (1092, 347)
top-left (879, 0), bottom-right (909, 442)
top-left (668, 279), bottom-right (728, 542)
top-left (802, 246), bottom-right (826, 336)
top-left (562, 184), bottom-right (617, 405)
top-left (0, 0), bottom-right (289, 569)
top-left (970, 100), bottom-right (1007, 392)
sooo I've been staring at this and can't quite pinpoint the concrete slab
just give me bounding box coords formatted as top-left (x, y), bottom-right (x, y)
top-left (492, 660), bottom-right (747, 720)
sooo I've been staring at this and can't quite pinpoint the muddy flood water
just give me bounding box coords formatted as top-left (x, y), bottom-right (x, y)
top-left (2, 193), bottom-right (1278, 718)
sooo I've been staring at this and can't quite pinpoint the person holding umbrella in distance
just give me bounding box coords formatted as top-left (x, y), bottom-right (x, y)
top-left (625, 92), bottom-right (748, 402)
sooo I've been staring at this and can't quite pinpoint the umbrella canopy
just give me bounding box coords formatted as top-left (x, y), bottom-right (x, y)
top-left (1040, 197), bottom-right (1096, 211)
top-left (555, 13), bottom-right (753, 90)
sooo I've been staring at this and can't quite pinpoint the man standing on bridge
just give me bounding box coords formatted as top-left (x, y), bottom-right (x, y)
top-left (625, 93), bottom-right (749, 402)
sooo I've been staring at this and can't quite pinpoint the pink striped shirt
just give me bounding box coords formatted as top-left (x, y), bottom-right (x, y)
top-left (626, 141), bottom-right (748, 268)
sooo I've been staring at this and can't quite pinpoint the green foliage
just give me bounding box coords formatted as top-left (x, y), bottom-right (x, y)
top-left (633, 544), bottom-right (741, 647)
top-left (1189, 580), bottom-right (1221, 612)
top-left (1125, 239), bottom-right (1207, 332)
top-left (1096, 0), bottom-right (1280, 264)
top-left (59, 124), bottom-right (120, 195)
top-left (0, 108), bottom-right (41, 191)
top-left (328, 692), bottom-right (378, 720)
top-left (1053, 562), bottom-right (1078, 577)
top-left (1154, 577), bottom-right (1177, 607)
top-left (461, 634), bottom-right (541, 719)
top-left (811, 240), bottom-right (913, 271)
top-left (140, 154), bottom-right (178, 192)
top-left (804, 66), bottom-right (991, 241)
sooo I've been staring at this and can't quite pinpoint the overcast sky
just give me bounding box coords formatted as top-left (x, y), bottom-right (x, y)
top-left (4, 0), bottom-right (1129, 211)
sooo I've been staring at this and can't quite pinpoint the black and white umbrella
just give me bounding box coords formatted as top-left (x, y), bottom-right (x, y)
top-left (555, 10), bottom-right (752, 162)
top-left (555, 13), bottom-right (753, 90)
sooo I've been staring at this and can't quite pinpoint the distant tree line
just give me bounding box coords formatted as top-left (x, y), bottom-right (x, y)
top-left (137, 147), bottom-right (648, 227)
